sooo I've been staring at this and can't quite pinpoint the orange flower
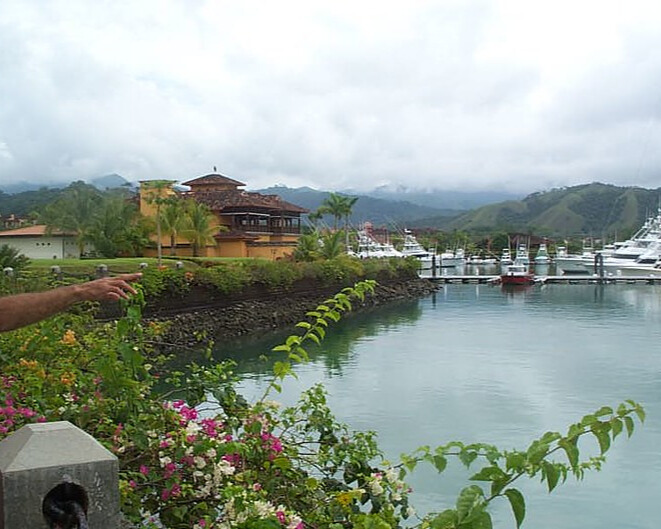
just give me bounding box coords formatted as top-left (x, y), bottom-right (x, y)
top-left (61, 329), bottom-right (77, 345)
top-left (19, 358), bottom-right (38, 369)
top-left (60, 372), bottom-right (76, 386)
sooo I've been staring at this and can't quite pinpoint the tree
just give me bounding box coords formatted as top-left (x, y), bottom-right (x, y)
top-left (181, 200), bottom-right (219, 257)
top-left (319, 230), bottom-right (346, 259)
top-left (317, 193), bottom-right (358, 231)
top-left (40, 182), bottom-right (102, 256)
top-left (293, 231), bottom-right (322, 262)
top-left (159, 199), bottom-right (187, 256)
top-left (87, 193), bottom-right (144, 258)
top-left (141, 180), bottom-right (176, 266)
top-left (0, 244), bottom-right (29, 271)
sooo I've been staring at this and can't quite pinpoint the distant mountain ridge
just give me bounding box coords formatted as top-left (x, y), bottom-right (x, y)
top-left (0, 174), bottom-right (133, 194)
top-left (417, 182), bottom-right (661, 237)
top-left (254, 186), bottom-right (461, 226)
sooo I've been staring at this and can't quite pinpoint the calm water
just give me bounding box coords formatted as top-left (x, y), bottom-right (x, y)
top-left (213, 283), bottom-right (661, 529)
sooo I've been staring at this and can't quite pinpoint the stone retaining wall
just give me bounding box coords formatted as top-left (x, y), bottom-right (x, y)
top-left (149, 276), bottom-right (439, 348)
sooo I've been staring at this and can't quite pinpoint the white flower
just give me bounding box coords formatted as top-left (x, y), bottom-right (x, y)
top-left (206, 448), bottom-right (217, 458)
top-left (406, 506), bottom-right (416, 517)
top-left (159, 456), bottom-right (172, 467)
top-left (369, 480), bottom-right (384, 496)
top-left (384, 468), bottom-right (398, 483)
top-left (186, 421), bottom-right (201, 435)
top-left (195, 456), bottom-right (207, 469)
top-left (214, 460), bottom-right (235, 478)
top-left (254, 500), bottom-right (275, 517)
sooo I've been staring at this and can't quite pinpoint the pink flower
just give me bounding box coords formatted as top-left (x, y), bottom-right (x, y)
top-left (198, 520), bottom-right (207, 527)
top-left (252, 483), bottom-right (262, 491)
top-left (128, 480), bottom-right (137, 488)
top-left (161, 488), bottom-right (171, 501)
top-left (276, 511), bottom-right (286, 524)
top-left (139, 465), bottom-right (150, 476)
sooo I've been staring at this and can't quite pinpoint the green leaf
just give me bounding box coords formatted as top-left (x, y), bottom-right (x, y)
top-left (296, 321), bottom-right (311, 329)
top-left (594, 406), bottom-right (613, 417)
top-left (432, 455), bottom-right (447, 473)
top-left (456, 485), bottom-right (484, 522)
top-left (543, 461), bottom-right (560, 492)
top-left (470, 466), bottom-right (506, 482)
top-left (470, 511), bottom-right (493, 529)
top-left (624, 416), bottom-right (635, 437)
top-left (306, 332), bottom-right (320, 345)
top-left (593, 426), bottom-right (611, 454)
top-left (610, 417), bottom-right (623, 439)
top-left (559, 439), bottom-right (579, 469)
top-left (504, 488), bottom-right (526, 528)
top-left (271, 344), bottom-right (290, 352)
top-left (429, 509), bottom-right (458, 529)
top-left (305, 311), bottom-right (322, 318)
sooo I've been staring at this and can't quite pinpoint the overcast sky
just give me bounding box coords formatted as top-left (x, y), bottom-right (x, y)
top-left (1, 0), bottom-right (661, 193)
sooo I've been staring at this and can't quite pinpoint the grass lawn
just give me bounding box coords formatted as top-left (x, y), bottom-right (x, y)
top-left (27, 256), bottom-right (255, 275)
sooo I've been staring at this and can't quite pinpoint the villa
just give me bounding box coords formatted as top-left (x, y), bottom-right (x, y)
top-left (139, 173), bottom-right (308, 259)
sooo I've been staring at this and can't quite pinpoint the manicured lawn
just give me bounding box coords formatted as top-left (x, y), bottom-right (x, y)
top-left (28, 257), bottom-right (198, 274)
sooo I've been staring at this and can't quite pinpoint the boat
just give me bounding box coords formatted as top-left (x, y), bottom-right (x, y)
top-left (514, 244), bottom-right (530, 265)
top-left (500, 263), bottom-right (535, 285)
top-left (500, 248), bottom-right (513, 265)
top-left (352, 228), bottom-right (403, 259)
top-left (400, 230), bottom-right (438, 271)
top-left (534, 243), bottom-right (550, 264)
top-left (554, 243), bottom-right (596, 275)
top-left (440, 248), bottom-right (466, 268)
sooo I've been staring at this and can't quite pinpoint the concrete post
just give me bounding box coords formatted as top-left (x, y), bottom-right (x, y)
top-left (0, 421), bottom-right (119, 528)
top-left (96, 265), bottom-right (109, 278)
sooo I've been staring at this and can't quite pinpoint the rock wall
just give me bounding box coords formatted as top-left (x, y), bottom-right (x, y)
top-left (149, 275), bottom-right (439, 347)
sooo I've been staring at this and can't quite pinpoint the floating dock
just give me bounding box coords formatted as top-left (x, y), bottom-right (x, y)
top-left (423, 274), bottom-right (661, 285)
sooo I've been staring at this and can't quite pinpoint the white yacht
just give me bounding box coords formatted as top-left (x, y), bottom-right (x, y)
top-left (500, 248), bottom-right (513, 265)
top-left (514, 244), bottom-right (530, 265)
top-left (440, 248), bottom-right (466, 268)
top-left (534, 243), bottom-right (550, 264)
top-left (400, 230), bottom-right (438, 271)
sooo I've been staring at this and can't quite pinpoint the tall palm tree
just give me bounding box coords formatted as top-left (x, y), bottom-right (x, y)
top-left (41, 182), bottom-right (102, 256)
top-left (87, 193), bottom-right (141, 257)
top-left (181, 200), bottom-right (219, 257)
top-left (141, 180), bottom-right (176, 266)
top-left (160, 199), bottom-right (187, 256)
top-left (316, 193), bottom-right (358, 251)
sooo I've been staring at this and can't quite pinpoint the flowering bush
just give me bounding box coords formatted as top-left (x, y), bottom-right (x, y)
top-left (0, 281), bottom-right (645, 528)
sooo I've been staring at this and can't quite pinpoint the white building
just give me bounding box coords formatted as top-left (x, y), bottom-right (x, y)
top-left (0, 225), bottom-right (86, 259)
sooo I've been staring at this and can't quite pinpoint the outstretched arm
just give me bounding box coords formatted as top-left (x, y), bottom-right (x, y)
top-left (0, 273), bottom-right (142, 332)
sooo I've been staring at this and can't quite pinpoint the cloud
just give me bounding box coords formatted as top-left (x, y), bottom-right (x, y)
top-left (1, 0), bottom-right (661, 193)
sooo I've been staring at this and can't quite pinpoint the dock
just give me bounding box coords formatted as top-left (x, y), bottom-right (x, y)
top-left (423, 274), bottom-right (661, 285)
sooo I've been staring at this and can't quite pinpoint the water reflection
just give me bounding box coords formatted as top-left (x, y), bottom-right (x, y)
top-left (213, 299), bottom-right (425, 378)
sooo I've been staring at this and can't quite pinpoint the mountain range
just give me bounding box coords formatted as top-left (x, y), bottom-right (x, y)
top-left (1, 175), bottom-right (660, 238)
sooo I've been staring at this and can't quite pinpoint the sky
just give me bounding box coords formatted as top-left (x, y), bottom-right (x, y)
top-left (1, 0), bottom-right (661, 193)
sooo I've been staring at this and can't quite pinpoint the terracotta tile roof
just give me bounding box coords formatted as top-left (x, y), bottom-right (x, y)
top-left (184, 190), bottom-right (308, 214)
top-left (0, 225), bottom-right (73, 237)
top-left (182, 173), bottom-right (246, 187)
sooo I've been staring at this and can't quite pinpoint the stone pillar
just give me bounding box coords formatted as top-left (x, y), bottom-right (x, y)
top-left (0, 421), bottom-right (119, 528)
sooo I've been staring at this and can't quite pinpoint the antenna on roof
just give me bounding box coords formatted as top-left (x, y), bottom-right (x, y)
top-left (213, 166), bottom-right (217, 172)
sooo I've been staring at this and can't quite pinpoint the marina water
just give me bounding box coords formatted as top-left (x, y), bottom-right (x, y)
top-left (213, 283), bottom-right (661, 529)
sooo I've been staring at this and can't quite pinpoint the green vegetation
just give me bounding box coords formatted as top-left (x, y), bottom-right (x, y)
top-left (0, 279), bottom-right (644, 528)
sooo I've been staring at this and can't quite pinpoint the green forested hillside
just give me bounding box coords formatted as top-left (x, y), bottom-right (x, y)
top-left (433, 183), bottom-right (661, 237)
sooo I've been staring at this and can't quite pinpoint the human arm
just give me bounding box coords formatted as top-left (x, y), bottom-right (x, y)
top-left (0, 273), bottom-right (142, 332)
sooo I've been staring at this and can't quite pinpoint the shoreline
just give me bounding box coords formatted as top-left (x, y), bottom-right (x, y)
top-left (149, 276), bottom-right (440, 349)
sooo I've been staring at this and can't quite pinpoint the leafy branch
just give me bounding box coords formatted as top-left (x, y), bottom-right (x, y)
top-left (259, 279), bottom-right (376, 400)
top-left (401, 401), bottom-right (645, 528)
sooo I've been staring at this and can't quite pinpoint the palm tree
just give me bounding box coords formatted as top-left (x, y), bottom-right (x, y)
top-left (293, 231), bottom-right (321, 262)
top-left (87, 193), bottom-right (141, 257)
top-left (181, 200), bottom-right (220, 257)
top-left (41, 182), bottom-right (102, 256)
top-left (160, 199), bottom-right (187, 256)
top-left (319, 230), bottom-right (345, 259)
top-left (317, 193), bottom-right (349, 230)
top-left (141, 180), bottom-right (176, 266)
